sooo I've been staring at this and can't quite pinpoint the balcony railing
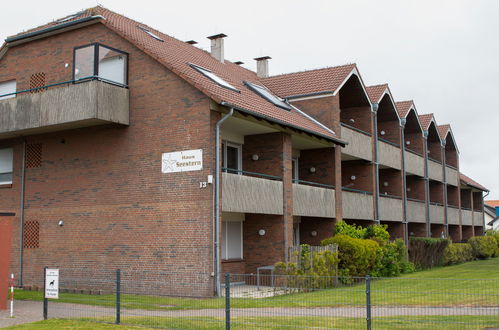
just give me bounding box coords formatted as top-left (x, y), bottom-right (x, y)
top-left (428, 159), bottom-right (443, 182)
top-left (342, 189), bottom-right (374, 220)
top-left (379, 194), bottom-right (403, 222)
top-left (292, 179), bottom-right (334, 189)
top-left (445, 166), bottom-right (459, 186)
top-left (340, 124), bottom-right (373, 161)
top-left (407, 199), bottom-right (426, 223)
top-left (462, 209), bottom-right (473, 225)
top-left (0, 77), bottom-right (129, 140)
top-left (378, 140), bottom-right (401, 170)
top-left (447, 205), bottom-right (460, 225)
top-left (429, 203), bottom-right (445, 224)
top-left (404, 150), bottom-right (424, 177)
top-left (293, 183), bottom-right (335, 218)
top-left (222, 168), bottom-right (281, 181)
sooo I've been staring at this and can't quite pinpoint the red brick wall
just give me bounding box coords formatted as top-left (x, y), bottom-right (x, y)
top-left (460, 189), bottom-right (472, 209)
top-left (431, 224), bottom-right (445, 238)
top-left (340, 107), bottom-right (373, 133)
top-left (0, 24), bottom-right (216, 296)
top-left (462, 226), bottom-right (474, 240)
top-left (381, 221), bottom-right (405, 240)
top-left (379, 168), bottom-right (403, 197)
top-left (298, 148), bottom-right (335, 186)
top-left (429, 181), bottom-right (444, 204)
top-left (472, 192), bottom-right (483, 210)
top-left (448, 225), bottom-right (461, 242)
top-left (291, 96), bottom-right (341, 133)
top-left (0, 216), bottom-right (13, 310)
top-left (447, 185), bottom-right (459, 207)
top-left (408, 223), bottom-right (427, 237)
top-left (341, 160), bottom-right (374, 192)
top-left (299, 217), bottom-right (335, 245)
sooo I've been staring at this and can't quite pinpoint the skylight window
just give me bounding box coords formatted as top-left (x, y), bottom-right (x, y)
top-left (137, 26), bottom-right (164, 42)
top-left (190, 64), bottom-right (239, 92)
top-left (244, 81), bottom-right (291, 110)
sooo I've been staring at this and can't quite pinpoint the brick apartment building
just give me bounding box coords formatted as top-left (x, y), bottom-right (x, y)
top-left (0, 7), bottom-right (488, 296)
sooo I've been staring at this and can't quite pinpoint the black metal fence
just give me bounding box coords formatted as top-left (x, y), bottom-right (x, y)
top-left (32, 268), bottom-right (499, 329)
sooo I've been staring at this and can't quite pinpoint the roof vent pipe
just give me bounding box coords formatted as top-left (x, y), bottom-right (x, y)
top-left (207, 33), bottom-right (227, 63)
top-left (254, 56), bottom-right (271, 78)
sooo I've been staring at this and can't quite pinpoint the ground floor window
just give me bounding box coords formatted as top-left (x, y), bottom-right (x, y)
top-left (0, 148), bottom-right (13, 184)
top-left (221, 220), bottom-right (243, 260)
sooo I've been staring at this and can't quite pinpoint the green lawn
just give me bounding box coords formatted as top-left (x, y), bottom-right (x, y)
top-left (5, 316), bottom-right (499, 330)
top-left (13, 258), bottom-right (499, 310)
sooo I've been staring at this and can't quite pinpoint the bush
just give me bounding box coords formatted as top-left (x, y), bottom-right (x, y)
top-left (364, 224), bottom-right (390, 243)
top-left (334, 221), bottom-right (366, 239)
top-left (321, 234), bottom-right (379, 276)
top-left (409, 237), bottom-right (450, 269)
top-left (371, 239), bottom-right (415, 277)
top-left (485, 230), bottom-right (499, 255)
top-left (468, 236), bottom-right (496, 259)
top-left (275, 244), bottom-right (339, 277)
top-left (443, 243), bottom-right (474, 265)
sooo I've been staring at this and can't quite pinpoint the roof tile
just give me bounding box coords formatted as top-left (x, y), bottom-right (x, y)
top-left (366, 84), bottom-right (388, 103)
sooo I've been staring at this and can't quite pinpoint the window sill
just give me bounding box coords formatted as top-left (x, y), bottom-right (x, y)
top-left (0, 184), bottom-right (12, 189)
top-left (222, 258), bottom-right (244, 263)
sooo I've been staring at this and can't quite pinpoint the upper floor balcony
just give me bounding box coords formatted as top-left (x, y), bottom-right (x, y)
top-left (340, 124), bottom-right (372, 161)
top-left (342, 187), bottom-right (374, 220)
top-left (447, 205), bottom-right (460, 225)
top-left (429, 202), bottom-right (445, 224)
top-left (461, 208), bottom-right (473, 225)
top-left (0, 78), bottom-right (129, 140)
top-left (445, 165), bottom-right (459, 186)
top-left (379, 194), bottom-right (403, 222)
top-left (406, 198), bottom-right (426, 223)
top-left (378, 139), bottom-right (401, 170)
top-left (428, 158), bottom-right (443, 182)
top-left (404, 149), bottom-right (425, 177)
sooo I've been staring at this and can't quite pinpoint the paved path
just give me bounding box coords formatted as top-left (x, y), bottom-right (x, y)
top-left (1, 300), bottom-right (498, 328)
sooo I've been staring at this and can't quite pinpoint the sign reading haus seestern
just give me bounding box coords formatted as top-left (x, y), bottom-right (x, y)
top-left (162, 149), bottom-right (203, 173)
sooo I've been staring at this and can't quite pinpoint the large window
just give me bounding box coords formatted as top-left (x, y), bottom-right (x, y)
top-left (0, 148), bottom-right (13, 185)
top-left (222, 141), bottom-right (242, 174)
top-left (221, 220), bottom-right (243, 260)
top-left (74, 44), bottom-right (128, 86)
top-left (0, 80), bottom-right (16, 100)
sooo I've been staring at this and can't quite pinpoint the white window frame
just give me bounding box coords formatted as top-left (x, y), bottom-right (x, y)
top-left (0, 148), bottom-right (13, 185)
top-left (221, 220), bottom-right (243, 260)
top-left (0, 80), bottom-right (17, 100)
top-left (222, 140), bottom-right (242, 174)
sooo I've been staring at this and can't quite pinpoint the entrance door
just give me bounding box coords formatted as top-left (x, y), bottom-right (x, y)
top-left (0, 215), bottom-right (14, 310)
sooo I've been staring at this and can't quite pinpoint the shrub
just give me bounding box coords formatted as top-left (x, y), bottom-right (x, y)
top-left (468, 236), bottom-right (496, 259)
top-left (275, 244), bottom-right (339, 277)
top-left (485, 230), bottom-right (499, 255)
top-left (371, 239), bottom-right (415, 277)
top-left (443, 243), bottom-right (474, 265)
top-left (364, 224), bottom-right (390, 243)
top-left (321, 234), bottom-right (379, 276)
top-left (334, 221), bottom-right (366, 239)
top-left (409, 237), bottom-right (450, 269)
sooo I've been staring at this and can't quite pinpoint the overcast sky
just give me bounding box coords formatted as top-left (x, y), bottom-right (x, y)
top-left (3, 0), bottom-right (499, 199)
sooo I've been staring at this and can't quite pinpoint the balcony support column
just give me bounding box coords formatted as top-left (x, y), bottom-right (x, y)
top-left (400, 119), bottom-right (409, 245)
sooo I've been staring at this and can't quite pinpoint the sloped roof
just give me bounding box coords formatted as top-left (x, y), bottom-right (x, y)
top-left (460, 173), bottom-right (488, 192)
top-left (3, 6), bottom-right (342, 144)
top-left (418, 114), bottom-right (434, 131)
top-left (438, 124), bottom-right (451, 139)
top-left (395, 100), bottom-right (415, 118)
top-left (486, 200), bottom-right (499, 207)
top-left (366, 84), bottom-right (389, 103)
top-left (261, 64), bottom-right (357, 99)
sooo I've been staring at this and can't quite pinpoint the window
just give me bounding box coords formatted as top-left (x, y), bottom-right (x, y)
top-left (137, 26), bottom-right (164, 42)
top-left (74, 43), bottom-right (128, 86)
top-left (0, 148), bottom-right (13, 185)
top-left (221, 220), bottom-right (243, 260)
top-left (244, 81), bottom-right (291, 110)
top-left (190, 64), bottom-right (239, 92)
top-left (0, 80), bottom-right (16, 100)
top-left (222, 141), bottom-right (242, 174)
top-left (292, 158), bottom-right (299, 182)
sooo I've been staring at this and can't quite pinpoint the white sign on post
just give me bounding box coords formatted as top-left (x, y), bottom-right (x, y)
top-left (44, 269), bottom-right (59, 299)
top-left (161, 149), bottom-right (203, 173)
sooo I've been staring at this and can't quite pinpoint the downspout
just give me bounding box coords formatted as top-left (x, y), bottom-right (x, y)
top-left (214, 106), bottom-right (233, 297)
top-left (372, 103), bottom-right (380, 224)
top-left (423, 131), bottom-right (431, 236)
top-left (482, 191), bottom-right (490, 234)
top-left (442, 142), bottom-right (449, 238)
top-left (400, 119), bottom-right (408, 245)
top-left (19, 139), bottom-right (27, 287)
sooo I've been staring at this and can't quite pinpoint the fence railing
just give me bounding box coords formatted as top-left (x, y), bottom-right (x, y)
top-left (17, 267), bottom-right (499, 329)
top-left (288, 244), bottom-right (338, 271)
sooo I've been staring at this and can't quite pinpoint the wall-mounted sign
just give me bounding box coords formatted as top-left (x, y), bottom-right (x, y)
top-left (162, 149), bottom-right (203, 173)
top-left (44, 269), bottom-right (59, 299)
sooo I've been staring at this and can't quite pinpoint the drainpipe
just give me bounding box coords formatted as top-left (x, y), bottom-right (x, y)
top-left (214, 105), bottom-right (233, 297)
top-left (400, 119), bottom-right (408, 245)
top-left (482, 191), bottom-right (490, 233)
top-left (19, 139), bottom-right (27, 287)
top-left (372, 103), bottom-right (380, 224)
top-left (423, 131), bottom-right (430, 236)
top-left (442, 142), bottom-right (449, 238)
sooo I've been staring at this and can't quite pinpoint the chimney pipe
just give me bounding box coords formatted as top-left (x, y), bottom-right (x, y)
top-left (207, 33), bottom-right (227, 63)
top-left (254, 56), bottom-right (271, 78)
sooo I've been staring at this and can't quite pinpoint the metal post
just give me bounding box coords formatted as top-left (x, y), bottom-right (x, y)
top-left (115, 269), bottom-right (121, 324)
top-left (366, 275), bottom-right (372, 330)
top-left (43, 267), bottom-right (48, 320)
top-left (225, 273), bottom-right (230, 330)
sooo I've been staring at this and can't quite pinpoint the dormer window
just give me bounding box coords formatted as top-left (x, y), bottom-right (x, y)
top-left (137, 26), bottom-right (164, 42)
top-left (244, 81), bottom-right (291, 110)
top-left (73, 43), bottom-right (128, 86)
top-left (190, 64), bottom-right (239, 92)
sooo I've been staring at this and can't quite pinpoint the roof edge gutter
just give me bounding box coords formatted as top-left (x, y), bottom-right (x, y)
top-left (5, 15), bottom-right (106, 44)
top-left (286, 90), bottom-right (335, 100)
top-left (220, 101), bottom-right (347, 147)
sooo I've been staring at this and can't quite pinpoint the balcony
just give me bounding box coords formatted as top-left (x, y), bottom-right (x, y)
top-left (0, 79), bottom-right (129, 140)
top-left (428, 159), bottom-right (443, 182)
top-left (461, 209), bottom-right (473, 225)
top-left (340, 125), bottom-right (372, 161)
top-left (445, 166), bottom-right (459, 186)
top-left (473, 211), bottom-right (483, 226)
top-left (293, 182), bottom-right (335, 218)
top-left (429, 203), bottom-right (445, 224)
top-left (407, 199), bottom-right (426, 223)
top-left (379, 195), bottom-right (403, 221)
top-left (447, 206), bottom-right (460, 225)
top-left (404, 150), bottom-right (424, 177)
top-left (222, 171), bottom-right (283, 215)
top-left (378, 140), bottom-right (401, 170)
top-left (342, 189), bottom-right (374, 220)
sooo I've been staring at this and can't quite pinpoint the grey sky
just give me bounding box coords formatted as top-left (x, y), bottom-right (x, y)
top-left (3, 0), bottom-right (499, 198)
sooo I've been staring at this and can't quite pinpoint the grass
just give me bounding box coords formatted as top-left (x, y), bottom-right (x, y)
top-left (5, 315), bottom-right (499, 330)
top-left (13, 258), bottom-right (499, 310)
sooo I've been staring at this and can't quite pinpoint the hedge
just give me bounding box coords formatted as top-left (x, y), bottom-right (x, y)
top-left (443, 243), bottom-right (474, 265)
top-left (468, 236), bottom-right (497, 259)
top-left (408, 237), bottom-right (450, 269)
